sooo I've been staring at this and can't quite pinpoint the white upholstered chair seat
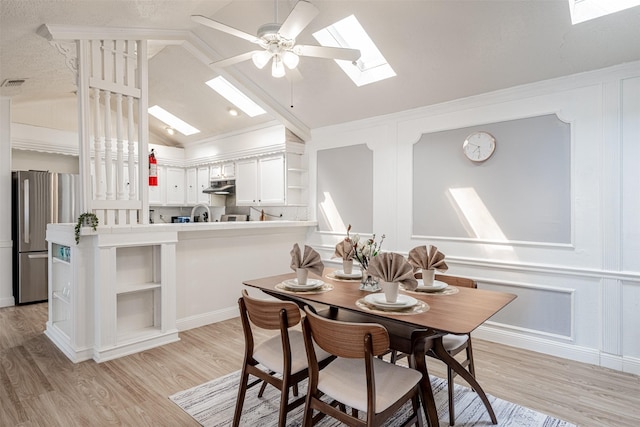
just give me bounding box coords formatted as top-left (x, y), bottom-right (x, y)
top-left (317, 357), bottom-right (422, 413)
top-left (254, 330), bottom-right (332, 375)
top-left (442, 333), bottom-right (469, 352)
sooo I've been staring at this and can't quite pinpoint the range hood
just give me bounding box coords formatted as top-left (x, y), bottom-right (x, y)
top-left (203, 179), bottom-right (235, 195)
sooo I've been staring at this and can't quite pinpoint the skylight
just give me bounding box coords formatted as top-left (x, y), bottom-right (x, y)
top-left (148, 105), bottom-right (200, 136)
top-left (312, 15), bottom-right (395, 87)
top-left (205, 76), bottom-right (267, 117)
top-left (568, 0), bottom-right (640, 24)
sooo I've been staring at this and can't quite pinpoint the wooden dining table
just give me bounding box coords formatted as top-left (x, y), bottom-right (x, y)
top-left (243, 268), bottom-right (516, 427)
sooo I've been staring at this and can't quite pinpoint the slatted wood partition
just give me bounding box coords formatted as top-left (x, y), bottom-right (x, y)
top-left (77, 38), bottom-right (149, 226)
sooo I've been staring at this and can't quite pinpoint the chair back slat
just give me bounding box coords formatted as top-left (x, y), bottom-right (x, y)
top-left (303, 307), bottom-right (389, 358)
top-left (435, 274), bottom-right (477, 289)
top-left (241, 289), bottom-right (301, 329)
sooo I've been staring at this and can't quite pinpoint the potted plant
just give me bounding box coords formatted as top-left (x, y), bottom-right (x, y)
top-left (75, 212), bottom-right (99, 244)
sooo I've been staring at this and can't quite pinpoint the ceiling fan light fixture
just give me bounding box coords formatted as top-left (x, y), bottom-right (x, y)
top-left (271, 55), bottom-right (286, 78)
top-left (252, 50), bottom-right (272, 69)
top-left (282, 51), bottom-right (300, 69)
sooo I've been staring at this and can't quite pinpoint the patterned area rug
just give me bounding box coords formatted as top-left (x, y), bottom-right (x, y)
top-left (170, 370), bottom-right (575, 427)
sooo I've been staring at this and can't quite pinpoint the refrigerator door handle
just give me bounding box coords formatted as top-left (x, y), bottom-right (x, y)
top-left (24, 178), bottom-right (30, 244)
top-left (27, 253), bottom-right (48, 259)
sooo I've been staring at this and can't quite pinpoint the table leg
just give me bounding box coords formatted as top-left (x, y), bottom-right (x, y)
top-left (410, 344), bottom-right (439, 427)
top-left (431, 337), bottom-right (498, 424)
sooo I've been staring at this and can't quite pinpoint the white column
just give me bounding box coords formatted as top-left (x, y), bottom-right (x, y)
top-left (0, 97), bottom-right (14, 307)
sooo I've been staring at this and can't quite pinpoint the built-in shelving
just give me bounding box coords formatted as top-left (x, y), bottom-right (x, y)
top-left (46, 224), bottom-right (179, 364)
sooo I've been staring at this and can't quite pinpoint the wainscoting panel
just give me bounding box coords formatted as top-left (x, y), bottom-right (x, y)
top-left (480, 280), bottom-right (574, 339)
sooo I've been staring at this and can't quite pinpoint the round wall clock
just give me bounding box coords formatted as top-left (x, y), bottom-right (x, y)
top-left (463, 131), bottom-right (496, 162)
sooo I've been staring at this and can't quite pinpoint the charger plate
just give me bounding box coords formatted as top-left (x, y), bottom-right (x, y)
top-left (275, 282), bottom-right (334, 294)
top-left (401, 285), bottom-right (459, 296)
top-left (356, 297), bottom-right (429, 315)
top-left (325, 272), bottom-right (361, 282)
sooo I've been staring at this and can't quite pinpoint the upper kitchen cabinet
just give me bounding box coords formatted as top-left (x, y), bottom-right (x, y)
top-left (236, 155), bottom-right (288, 206)
top-left (186, 166), bottom-right (210, 205)
top-left (210, 162), bottom-right (235, 181)
top-left (165, 167), bottom-right (185, 205)
top-left (196, 166), bottom-right (210, 204)
top-left (148, 165), bottom-right (165, 205)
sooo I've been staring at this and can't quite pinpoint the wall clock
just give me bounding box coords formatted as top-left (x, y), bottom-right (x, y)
top-left (463, 131), bottom-right (496, 162)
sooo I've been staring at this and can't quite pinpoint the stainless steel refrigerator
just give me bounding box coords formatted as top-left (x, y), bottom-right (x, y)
top-left (11, 170), bottom-right (80, 304)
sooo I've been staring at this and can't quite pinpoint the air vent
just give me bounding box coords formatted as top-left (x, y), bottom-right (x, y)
top-left (1, 79), bottom-right (26, 88)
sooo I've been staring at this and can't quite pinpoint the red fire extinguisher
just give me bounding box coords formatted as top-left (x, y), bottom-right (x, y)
top-left (149, 149), bottom-right (158, 186)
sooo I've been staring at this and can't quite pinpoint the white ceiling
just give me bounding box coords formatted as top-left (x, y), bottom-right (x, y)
top-left (2, 1), bottom-right (639, 148)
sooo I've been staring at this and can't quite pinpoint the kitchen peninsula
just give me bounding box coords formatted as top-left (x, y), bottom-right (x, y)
top-left (46, 220), bottom-right (316, 363)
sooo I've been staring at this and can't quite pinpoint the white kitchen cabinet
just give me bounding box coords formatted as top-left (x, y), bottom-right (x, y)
top-left (186, 167), bottom-right (197, 205)
top-left (211, 162), bottom-right (235, 180)
top-left (258, 155), bottom-right (285, 205)
top-left (165, 167), bottom-right (185, 205)
top-left (148, 165), bottom-right (165, 205)
top-left (197, 166), bottom-right (210, 204)
top-left (236, 155), bottom-right (285, 206)
top-left (222, 162), bottom-right (235, 179)
top-left (235, 158), bottom-right (259, 205)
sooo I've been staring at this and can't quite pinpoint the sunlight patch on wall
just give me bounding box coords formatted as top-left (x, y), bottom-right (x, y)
top-left (318, 192), bottom-right (347, 233)
top-left (448, 187), bottom-right (517, 259)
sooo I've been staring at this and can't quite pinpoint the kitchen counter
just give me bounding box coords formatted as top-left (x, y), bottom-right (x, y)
top-left (63, 220), bottom-right (317, 238)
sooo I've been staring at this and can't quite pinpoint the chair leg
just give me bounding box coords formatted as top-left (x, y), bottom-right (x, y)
top-left (447, 366), bottom-right (455, 426)
top-left (257, 380), bottom-right (268, 397)
top-left (278, 380), bottom-right (290, 427)
top-left (412, 394), bottom-right (423, 427)
top-left (293, 382), bottom-right (299, 397)
top-left (467, 338), bottom-right (476, 378)
top-left (302, 395), bottom-right (314, 426)
top-left (232, 369), bottom-right (249, 427)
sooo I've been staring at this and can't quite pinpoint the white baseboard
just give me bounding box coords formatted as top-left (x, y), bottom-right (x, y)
top-left (475, 324), bottom-right (640, 375)
top-left (93, 330), bottom-right (180, 363)
top-left (176, 306), bottom-right (240, 331)
top-left (45, 324), bottom-right (94, 363)
top-left (0, 296), bottom-right (15, 308)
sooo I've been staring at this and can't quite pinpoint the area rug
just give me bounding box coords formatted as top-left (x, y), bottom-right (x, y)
top-left (169, 370), bottom-right (575, 426)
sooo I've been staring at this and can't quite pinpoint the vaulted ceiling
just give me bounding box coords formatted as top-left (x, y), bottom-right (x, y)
top-left (2, 1), bottom-right (639, 148)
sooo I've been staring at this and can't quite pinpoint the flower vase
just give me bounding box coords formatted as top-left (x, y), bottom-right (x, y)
top-left (359, 267), bottom-right (380, 292)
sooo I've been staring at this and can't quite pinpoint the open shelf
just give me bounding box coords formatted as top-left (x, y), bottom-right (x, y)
top-left (52, 290), bottom-right (71, 305)
top-left (116, 282), bottom-right (161, 295)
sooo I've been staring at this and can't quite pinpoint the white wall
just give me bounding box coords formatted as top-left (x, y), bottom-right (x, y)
top-left (306, 61), bottom-right (640, 375)
top-left (0, 98), bottom-right (14, 307)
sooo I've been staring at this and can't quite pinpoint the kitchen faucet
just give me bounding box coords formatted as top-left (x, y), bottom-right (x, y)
top-left (190, 203), bottom-right (211, 222)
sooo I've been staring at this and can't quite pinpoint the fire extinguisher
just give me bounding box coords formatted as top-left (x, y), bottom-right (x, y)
top-left (149, 149), bottom-right (158, 186)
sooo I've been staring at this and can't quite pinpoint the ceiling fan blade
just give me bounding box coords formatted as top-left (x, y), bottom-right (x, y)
top-left (210, 51), bottom-right (263, 69)
top-left (192, 15), bottom-right (260, 44)
top-left (278, 1), bottom-right (319, 40)
top-left (293, 45), bottom-right (361, 62)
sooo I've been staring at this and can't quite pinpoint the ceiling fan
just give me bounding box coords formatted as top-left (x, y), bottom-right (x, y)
top-left (192, 0), bottom-right (361, 78)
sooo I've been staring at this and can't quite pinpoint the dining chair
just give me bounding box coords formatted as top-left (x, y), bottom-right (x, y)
top-left (393, 273), bottom-right (477, 426)
top-left (233, 290), bottom-right (333, 427)
top-left (301, 306), bottom-right (424, 427)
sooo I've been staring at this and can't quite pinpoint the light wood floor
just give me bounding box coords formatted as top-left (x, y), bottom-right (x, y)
top-left (1, 303), bottom-right (639, 426)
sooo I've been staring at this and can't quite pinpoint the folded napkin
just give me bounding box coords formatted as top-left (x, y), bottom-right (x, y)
top-left (290, 243), bottom-right (324, 277)
top-left (334, 238), bottom-right (355, 261)
top-left (408, 245), bottom-right (449, 272)
top-left (367, 252), bottom-right (418, 290)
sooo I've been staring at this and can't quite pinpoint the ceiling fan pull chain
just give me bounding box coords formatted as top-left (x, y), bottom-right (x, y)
top-left (290, 80), bottom-right (294, 109)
